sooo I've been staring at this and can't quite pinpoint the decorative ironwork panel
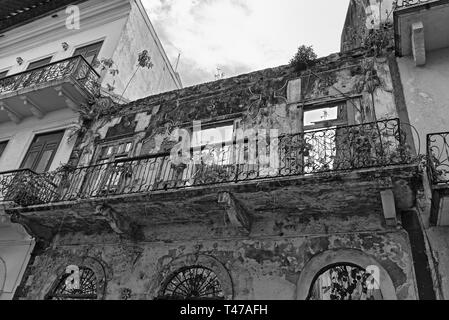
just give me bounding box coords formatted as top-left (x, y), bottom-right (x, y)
top-left (0, 119), bottom-right (411, 206)
top-left (0, 56), bottom-right (99, 96)
top-left (160, 266), bottom-right (225, 300)
top-left (427, 132), bottom-right (449, 185)
top-left (0, 169), bottom-right (59, 206)
top-left (308, 264), bottom-right (383, 300)
top-left (47, 267), bottom-right (98, 300)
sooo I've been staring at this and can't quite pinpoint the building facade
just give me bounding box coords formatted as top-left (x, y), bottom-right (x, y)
top-left (3, 45), bottom-right (422, 299)
top-left (393, 0), bottom-right (449, 300)
top-left (0, 0), bottom-right (181, 300)
top-left (343, 0), bottom-right (449, 300)
top-left (3, 0), bottom-right (448, 301)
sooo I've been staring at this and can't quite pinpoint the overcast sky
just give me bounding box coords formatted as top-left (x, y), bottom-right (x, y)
top-left (142, 0), bottom-right (350, 87)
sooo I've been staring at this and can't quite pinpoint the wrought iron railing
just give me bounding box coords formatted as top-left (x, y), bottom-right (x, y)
top-left (0, 169), bottom-right (59, 206)
top-left (0, 119), bottom-right (411, 207)
top-left (0, 55), bottom-right (100, 97)
top-left (427, 132), bottom-right (449, 185)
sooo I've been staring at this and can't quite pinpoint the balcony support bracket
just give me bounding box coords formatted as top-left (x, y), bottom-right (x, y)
top-left (380, 188), bottom-right (398, 227)
top-left (0, 101), bottom-right (22, 124)
top-left (412, 21), bottom-right (426, 66)
top-left (95, 203), bottom-right (136, 236)
top-left (218, 192), bottom-right (252, 234)
top-left (55, 86), bottom-right (79, 111)
top-left (20, 96), bottom-right (45, 119)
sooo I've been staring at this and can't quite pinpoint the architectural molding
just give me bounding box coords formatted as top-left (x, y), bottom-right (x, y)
top-left (296, 249), bottom-right (398, 300)
top-left (0, 0), bottom-right (131, 59)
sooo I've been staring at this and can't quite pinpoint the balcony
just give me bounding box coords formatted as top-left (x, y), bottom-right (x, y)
top-left (394, 0), bottom-right (449, 57)
top-left (0, 55), bottom-right (100, 124)
top-left (1, 119), bottom-right (419, 239)
top-left (427, 132), bottom-right (449, 225)
top-left (0, 169), bottom-right (58, 207)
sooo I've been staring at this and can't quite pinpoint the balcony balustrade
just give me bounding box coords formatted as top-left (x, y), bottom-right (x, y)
top-left (0, 119), bottom-right (410, 207)
top-left (0, 56), bottom-right (100, 124)
top-left (0, 55), bottom-right (99, 97)
top-left (427, 132), bottom-right (449, 186)
top-left (0, 169), bottom-right (59, 206)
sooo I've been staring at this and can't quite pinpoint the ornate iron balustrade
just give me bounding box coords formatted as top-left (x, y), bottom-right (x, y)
top-left (0, 55), bottom-right (100, 97)
top-left (0, 169), bottom-right (59, 206)
top-left (427, 132), bottom-right (449, 185)
top-left (0, 119), bottom-right (410, 206)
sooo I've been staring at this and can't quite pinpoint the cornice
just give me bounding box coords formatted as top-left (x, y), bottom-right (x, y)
top-left (0, 0), bottom-right (131, 59)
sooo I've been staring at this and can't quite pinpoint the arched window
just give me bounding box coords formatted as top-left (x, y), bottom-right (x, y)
top-left (307, 263), bottom-right (383, 300)
top-left (159, 266), bottom-right (225, 300)
top-left (46, 266), bottom-right (98, 300)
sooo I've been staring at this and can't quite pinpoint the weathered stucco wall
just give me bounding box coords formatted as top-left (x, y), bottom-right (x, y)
top-left (397, 47), bottom-right (449, 154)
top-left (15, 228), bottom-right (417, 300)
top-left (0, 109), bottom-right (78, 172)
top-left (104, 1), bottom-right (181, 101)
top-left (73, 51), bottom-right (400, 168)
top-left (425, 227), bottom-right (449, 299)
top-left (12, 50), bottom-right (419, 300)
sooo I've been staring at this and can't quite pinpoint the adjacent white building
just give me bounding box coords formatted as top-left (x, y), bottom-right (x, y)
top-left (0, 0), bottom-right (181, 300)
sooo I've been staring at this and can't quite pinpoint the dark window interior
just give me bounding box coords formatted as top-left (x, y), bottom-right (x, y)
top-left (73, 41), bottom-right (104, 65)
top-left (26, 57), bottom-right (53, 71)
top-left (0, 70), bottom-right (8, 79)
top-left (20, 131), bottom-right (64, 173)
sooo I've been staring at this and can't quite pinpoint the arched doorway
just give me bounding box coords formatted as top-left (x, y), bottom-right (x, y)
top-left (296, 249), bottom-right (397, 300)
top-left (307, 263), bottom-right (383, 300)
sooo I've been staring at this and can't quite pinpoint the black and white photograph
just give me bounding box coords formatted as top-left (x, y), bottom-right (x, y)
top-left (0, 0), bottom-right (447, 315)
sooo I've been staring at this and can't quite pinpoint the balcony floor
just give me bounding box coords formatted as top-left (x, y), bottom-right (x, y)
top-left (6, 164), bottom-right (420, 241)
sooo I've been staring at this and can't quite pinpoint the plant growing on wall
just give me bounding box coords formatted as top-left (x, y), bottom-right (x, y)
top-left (120, 50), bottom-right (154, 100)
top-left (92, 58), bottom-right (120, 92)
top-left (68, 50), bottom-right (156, 141)
top-left (289, 45), bottom-right (317, 72)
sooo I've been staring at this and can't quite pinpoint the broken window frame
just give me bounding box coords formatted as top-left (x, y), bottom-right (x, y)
top-left (45, 266), bottom-right (98, 300)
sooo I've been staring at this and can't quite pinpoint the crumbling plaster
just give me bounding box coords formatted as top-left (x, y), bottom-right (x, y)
top-left (16, 229), bottom-right (417, 300)
top-left (72, 53), bottom-right (400, 168)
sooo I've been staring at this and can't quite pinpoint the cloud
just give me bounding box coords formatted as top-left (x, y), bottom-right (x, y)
top-left (143, 0), bottom-right (350, 87)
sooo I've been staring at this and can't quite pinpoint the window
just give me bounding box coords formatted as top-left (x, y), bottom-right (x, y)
top-left (192, 124), bottom-right (234, 147)
top-left (26, 57), bottom-right (53, 71)
top-left (307, 264), bottom-right (382, 300)
top-left (191, 123), bottom-right (235, 166)
top-left (73, 41), bottom-right (104, 65)
top-left (300, 100), bottom-right (351, 173)
top-left (95, 140), bottom-right (133, 164)
top-left (82, 140), bottom-right (134, 196)
top-left (159, 266), bottom-right (225, 300)
top-left (20, 131), bottom-right (64, 173)
top-left (46, 266), bottom-right (98, 300)
top-left (303, 101), bottom-right (348, 129)
top-left (0, 141), bottom-right (8, 158)
top-left (0, 70), bottom-right (8, 79)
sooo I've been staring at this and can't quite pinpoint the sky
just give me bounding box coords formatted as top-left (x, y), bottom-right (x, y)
top-left (142, 0), bottom-right (350, 87)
